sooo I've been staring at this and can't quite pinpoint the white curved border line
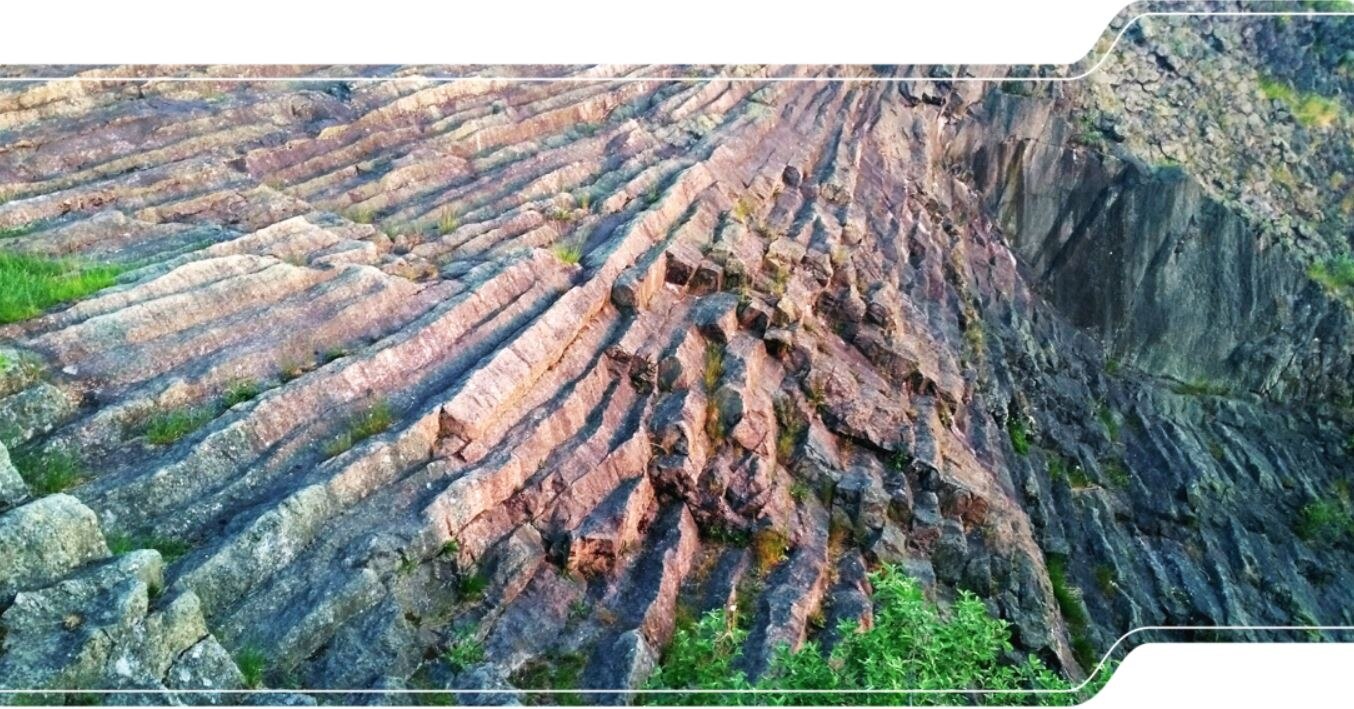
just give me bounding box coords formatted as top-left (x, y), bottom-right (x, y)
top-left (1, 5), bottom-right (1352, 700)
top-left (0, 10), bottom-right (1348, 83)
top-left (0, 626), bottom-right (1351, 696)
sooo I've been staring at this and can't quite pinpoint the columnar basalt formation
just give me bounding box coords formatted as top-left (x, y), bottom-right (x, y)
top-left (0, 8), bottom-right (1351, 703)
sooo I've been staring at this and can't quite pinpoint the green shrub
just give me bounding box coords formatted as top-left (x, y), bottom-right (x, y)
top-left (0, 252), bottom-right (124, 324)
top-left (1309, 254), bottom-right (1354, 301)
top-left (1294, 500), bottom-right (1354, 541)
top-left (645, 564), bottom-right (1099, 705)
top-left (11, 448), bottom-right (86, 495)
top-left (144, 406), bottom-right (215, 445)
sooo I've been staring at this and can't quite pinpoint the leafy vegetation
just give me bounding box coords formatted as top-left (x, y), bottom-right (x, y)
top-left (1294, 497), bottom-right (1354, 542)
top-left (11, 448), bottom-right (87, 495)
top-left (645, 564), bottom-right (1105, 705)
top-left (143, 406), bottom-right (215, 445)
top-left (1259, 77), bottom-right (1342, 128)
top-left (323, 401), bottom-right (395, 458)
top-left (0, 252), bottom-right (124, 324)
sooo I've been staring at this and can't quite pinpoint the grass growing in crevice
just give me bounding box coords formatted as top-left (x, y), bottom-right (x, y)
top-left (0, 252), bottom-right (125, 325)
top-left (458, 571), bottom-right (490, 602)
top-left (1008, 416), bottom-right (1031, 456)
top-left (323, 400), bottom-right (395, 458)
top-left (1047, 455), bottom-right (1091, 490)
top-left (1045, 555), bottom-right (1096, 670)
top-left (234, 647), bottom-right (268, 689)
top-left (444, 629), bottom-right (485, 672)
top-left (701, 342), bottom-right (724, 391)
top-left (143, 406), bottom-right (215, 445)
top-left (772, 396), bottom-right (805, 463)
top-left (551, 242), bottom-right (583, 265)
top-left (512, 651), bottom-right (588, 705)
top-left (11, 448), bottom-right (87, 495)
top-left (0, 221), bottom-right (45, 240)
top-left (1170, 379), bottom-right (1231, 397)
top-left (106, 533), bottom-right (193, 562)
top-left (223, 378), bottom-right (262, 408)
top-left (437, 207), bottom-right (461, 235)
top-left (750, 528), bottom-right (789, 575)
top-left (644, 563), bottom-right (1104, 705)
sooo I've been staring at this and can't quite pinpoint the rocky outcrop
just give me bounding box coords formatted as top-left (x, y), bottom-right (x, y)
top-left (0, 490), bottom-right (244, 701)
top-left (0, 9), bottom-right (1351, 702)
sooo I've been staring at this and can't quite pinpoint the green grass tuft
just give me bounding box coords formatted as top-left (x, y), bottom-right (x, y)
top-left (551, 242), bottom-right (583, 265)
top-left (11, 448), bottom-right (87, 495)
top-left (701, 343), bottom-right (724, 392)
top-left (223, 379), bottom-right (262, 408)
top-left (106, 533), bottom-right (193, 562)
top-left (513, 651), bottom-right (587, 705)
top-left (444, 629), bottom-right (485, 672)
top-left (1045, 555), bottom-right (1096, 669)
top-left (458, 571), bottom-right (490, 601)
top-left (143, 406), bottom-right (215, 445)
top-left (437, 207), bottom-right (461, 235)
top-left (323, 401), bottom-right (394, 458)
top-left (234, 647), bottom-right (268, 689)
top-left (0, 252), bottom-right (125, 325)
top-left (1008, 417), bottom-right (1031, 456)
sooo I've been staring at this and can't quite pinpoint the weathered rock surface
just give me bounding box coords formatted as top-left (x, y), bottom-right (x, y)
top-left (0, 9), bottom-right (1351, 702)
